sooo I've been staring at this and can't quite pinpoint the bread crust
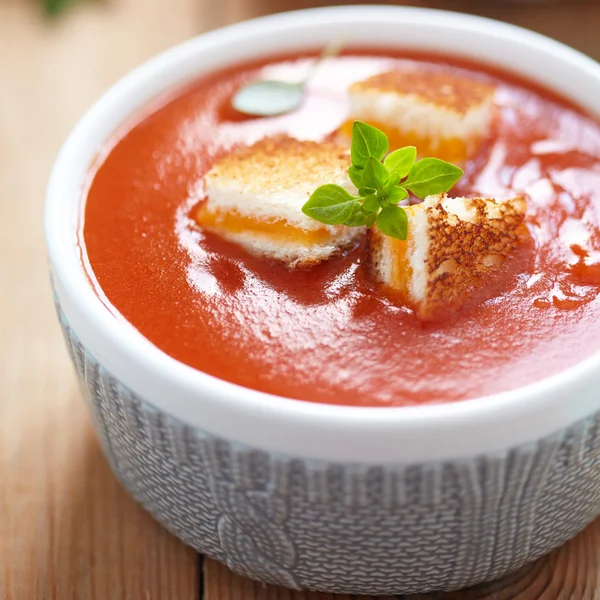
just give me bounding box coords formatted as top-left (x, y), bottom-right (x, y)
top-left (369, 194), bottom-right (528, 319)
top-left (197, 136), bottom-right (362, 268)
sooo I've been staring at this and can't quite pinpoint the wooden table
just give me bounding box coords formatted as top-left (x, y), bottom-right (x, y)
top-left (2, 0), bottom-right (600, 598)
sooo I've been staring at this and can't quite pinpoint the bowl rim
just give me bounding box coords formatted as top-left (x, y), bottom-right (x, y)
top-left (46, 5), bottom-right (600, 464)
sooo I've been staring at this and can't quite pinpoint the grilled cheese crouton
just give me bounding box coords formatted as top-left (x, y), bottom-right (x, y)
top-left (345, 69), bottom-right (496, 162)
top-left (196, 137), bottom-right (362, 268)
top-left (369, 194), bottom-right (527, 320)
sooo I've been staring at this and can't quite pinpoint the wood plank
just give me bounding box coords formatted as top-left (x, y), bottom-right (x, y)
top-left (0, 0), bottom-right (210, 597)
top-left (204, 516), bottom-right (600, 599)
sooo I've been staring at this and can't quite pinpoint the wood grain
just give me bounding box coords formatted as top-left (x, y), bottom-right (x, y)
top-left (0, 0), bottom-right (208, 597)
top-left (2, 0), bottom-right (600, 598)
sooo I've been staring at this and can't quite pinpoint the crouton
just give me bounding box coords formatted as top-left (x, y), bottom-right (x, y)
top-left (369, 194), bottom-right (527, 320)
top-left (196, 136), bottom-right (362, 268)
top-left (345, 68), bottom-right (496, 162)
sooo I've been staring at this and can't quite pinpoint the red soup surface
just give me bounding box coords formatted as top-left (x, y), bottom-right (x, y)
top-left (82, 51), bottom-right (600, 407)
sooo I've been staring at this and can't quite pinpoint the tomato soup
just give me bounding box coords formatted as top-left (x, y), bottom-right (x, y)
top-left (82, 51), bottom-right (600, 407)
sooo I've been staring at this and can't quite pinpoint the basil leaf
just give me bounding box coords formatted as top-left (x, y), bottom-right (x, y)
top-left (383, 171), bottom-right (402, 192)
top-left (345, 211), bottom-right (369, 227)
top-left (384, 146), bottom-right (417, 178)
top-left (361, 157), bottom-right (389, 190)
top-left (366, 213), bottom-right (377, 228)
top-left (362, 194), bottom-right (380, 213)
top-left (345, 201), bottom-right (371, 227)
top-left (358, 187), bottom-right (377, 197)
top-left (351, 121), bottom-right (389, 168)
top-left (376, 206), bottom-right (409, 240)
top-left (403, 158), bottom-right (463, 199)
top-left (348, 165), bottom-right (363, 188)
top-left (387, 186), bottom-right (409, 205)
top-left (302, 185), bottom-right (359, 225)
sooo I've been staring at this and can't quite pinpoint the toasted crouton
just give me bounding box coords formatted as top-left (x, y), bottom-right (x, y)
top-left (345, 68), bottom-right (496, 162)
top-left (369, 194), bottom-right (527, 320)
top-left (196, 137), bottom-right (362, 268)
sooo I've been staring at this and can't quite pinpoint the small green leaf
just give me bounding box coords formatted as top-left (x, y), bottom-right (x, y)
top-left (384, 146), bottom-right (417, 178)
top-left (348, 165), bottom-right (363, 188)
top-left (383, 172), bottom-right (402, 192)
top-left (376, 206), bottom-right (409, 240)
top-left (351, 121), bottom-right (389, 168)
top-left (345, 211), bottom-right (369, 227)
top-left (345, 201), bottom-right (371, 227)
top-left (358, 187), bottom-right (376, 197)
top-left (403, 158), bottom-right (463, 199)
top-left (302, 185), bottom-right (359, 225)
top-left (366, 213), bottom-right (377, 228)
top-left (387, 186), bottom-right (409, 205)
top-left (362, 194), bottom-right (380, 213)
top-left (361, 157), bottom-right (389, 190)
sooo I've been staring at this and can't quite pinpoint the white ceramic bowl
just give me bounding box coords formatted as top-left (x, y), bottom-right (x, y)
top-left (46, 6), bottom-right (600, 594)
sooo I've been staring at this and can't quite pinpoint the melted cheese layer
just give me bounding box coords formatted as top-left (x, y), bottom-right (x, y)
top-left (196, 206), bottom-right (334, 245)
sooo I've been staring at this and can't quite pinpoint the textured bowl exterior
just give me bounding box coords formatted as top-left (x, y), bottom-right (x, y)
top-left (57, 304), bottom-right (600, 595)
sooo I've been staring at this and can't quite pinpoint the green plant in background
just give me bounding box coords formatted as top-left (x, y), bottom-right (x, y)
top-left (42, 0), bottom-right (84, 16)
top-left (302, 121), bottom-right (464, 241)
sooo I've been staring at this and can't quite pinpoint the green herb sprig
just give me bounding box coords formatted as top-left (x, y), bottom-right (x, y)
top-left (301, 121), bottom-right (464, 240)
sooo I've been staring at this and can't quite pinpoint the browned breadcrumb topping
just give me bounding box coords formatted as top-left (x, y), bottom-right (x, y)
top-left (350, 68), bottom-right (496, 113)
top-left (205, 136), bottom-right (350, 192)
top-left (368, 195), bottom-right (528, 320)
top-left (422, 196), bottom-right (527, 318)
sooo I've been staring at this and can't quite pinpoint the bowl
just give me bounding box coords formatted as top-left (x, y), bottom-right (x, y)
top-left (45, 6), bottom-right (600, 594)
